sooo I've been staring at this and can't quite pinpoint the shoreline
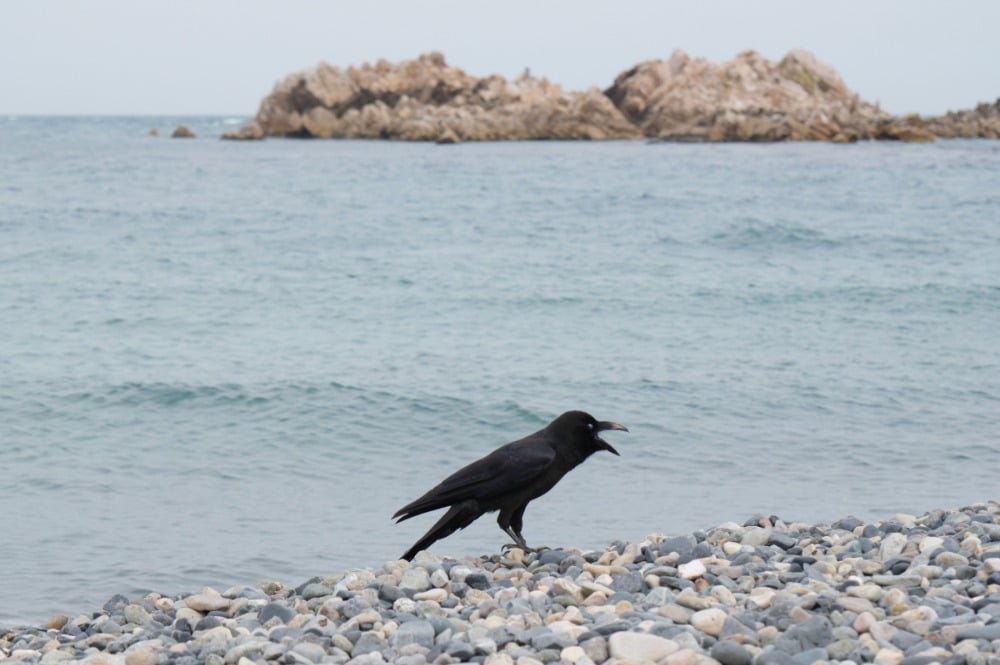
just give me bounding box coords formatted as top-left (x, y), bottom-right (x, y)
top-left (4, 503), bottom-right (999, 664)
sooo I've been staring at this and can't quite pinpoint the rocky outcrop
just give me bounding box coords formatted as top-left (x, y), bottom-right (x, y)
top-left (923, 99), bottom-right (1000, 138)
top-left (171, 125), bottom-right (195, 139)
top-left (223, 52), bottom-right (639, 142)
top-left (605, 49), bottom-right (892, 142)
top-left (224, 51), bottom-right (998, 143)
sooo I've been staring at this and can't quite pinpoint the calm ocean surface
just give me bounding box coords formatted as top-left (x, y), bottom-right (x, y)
top-left (2, 116), bottom-right (999, 626)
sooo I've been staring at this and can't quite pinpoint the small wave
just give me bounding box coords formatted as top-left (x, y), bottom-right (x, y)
top-left (709, 221), bottom-right (838, 250)
top-left (65, 382), bottom-right (270, 408)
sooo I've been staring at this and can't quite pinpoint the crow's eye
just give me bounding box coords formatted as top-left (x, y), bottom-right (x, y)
top-left (586, 422), bottom-right (595, 430)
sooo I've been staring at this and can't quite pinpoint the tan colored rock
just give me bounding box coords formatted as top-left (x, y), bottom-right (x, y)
top-left (184, 587), bottom-right (230, 612)
top-left (225, 51), bottom-right (999, 142)
top-left (923, 98), bottom-right (1000, 138)
top-left (171, 125), bottom-right (195, 138)
top-left (44, 614), bottom-right (69, 630)
top-left (227, 52), bottom-right (639, 141)
top-left (222, 120), bottom-right (264, 140)
top-left (606, 48), bottom-right (891, 142)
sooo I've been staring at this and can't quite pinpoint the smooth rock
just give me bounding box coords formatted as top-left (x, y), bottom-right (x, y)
top-left (664, 648), bottom-right (700, 665)
top-left (123, 604), bottom-right (152, 626)
top-left (607, 631), bottom-right (679, 661)
top-left (690, 608), bottom-right (728, 636)
top-left (292, 641), bottom-right (328, 663)
top-left (741, 527), bottom-right (772, 546)
top-left (45, 614), bottom-right (69, 630)
top-left (880, 533), bottom-right (908, 560)
top-left (678, 560), bottom-right (706, 580)
top-left (954, 623), bottom-right (1000, 641)
top-left (259, 602), bottom-right (295, 624)
top-left (710, 639), bottom-right (752, 665)
top-left (186, 588), bottom-right (230, 612)
top-left (391, 620), bottom-right (436, 649)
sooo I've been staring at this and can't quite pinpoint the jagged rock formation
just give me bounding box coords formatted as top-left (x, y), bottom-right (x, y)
top-left (223, 52), bottom-right (639, 142)
top-left (923, 99), bottom-right (1000, 138)
top-left (605, 49), bottom-right (897, 143)
top-left (224, 51), bottom-right (997, 143)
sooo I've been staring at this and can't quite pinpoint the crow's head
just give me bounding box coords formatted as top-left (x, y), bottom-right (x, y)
top-left (553, 410), bottom-right (628, 456)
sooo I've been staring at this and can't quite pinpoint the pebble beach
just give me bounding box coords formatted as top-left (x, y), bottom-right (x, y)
top-left (5, 503), bottom-right (1000, 665)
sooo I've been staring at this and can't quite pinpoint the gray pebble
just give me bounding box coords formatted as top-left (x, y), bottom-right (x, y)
top-left (657, 535), bottom-right (697, 558)
top-left (955, 623), bottom-right (1000, 641)
top-left (300, 582), bottom-right (333, 600)
top-left (768, 532), bottom-right (798, 550)
top-left (352, 632), bottom-right (387, 655)
top-left (260, 602), bottom-right (296, 624)
top-left (465, 573), bottom-right (490, 590)
top-left (291, 640), bottom-right (327, 663)
top-left (537, 550), bottom-right (569, 566)
top-left (391, 620), bottom-right (436, 649)
top-left (710, 639), bottom-right (752, 665)
top-left (592, 619), bottom-right (631, 636)
top-left (610, 571), bottom-right (644, 594)
top-left (790, 646), bottom-right (828, 665)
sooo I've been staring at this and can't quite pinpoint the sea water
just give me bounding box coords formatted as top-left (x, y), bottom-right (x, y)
top-left (1, 116), bottom-right (998, 625)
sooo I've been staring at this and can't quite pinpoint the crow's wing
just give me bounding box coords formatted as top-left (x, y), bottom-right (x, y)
top-left (393, 439), bottom-right (556, 521)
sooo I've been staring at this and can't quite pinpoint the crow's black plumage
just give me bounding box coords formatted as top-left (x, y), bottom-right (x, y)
top-left (393, 410), bottom-right (627, 561)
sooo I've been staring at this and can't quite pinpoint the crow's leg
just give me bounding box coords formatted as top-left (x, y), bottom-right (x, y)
top-left (501, 526), bottom-right (530, 550)
top-left (499, 505), bottom-right (543, 553)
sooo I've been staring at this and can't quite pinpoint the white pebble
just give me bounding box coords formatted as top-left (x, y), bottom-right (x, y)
top-left (690, 608), bottom-right (727, 636)
top-left (608, 632), bottom-right (679, 661)
top-left (678, 560), bottom-right (706, 580)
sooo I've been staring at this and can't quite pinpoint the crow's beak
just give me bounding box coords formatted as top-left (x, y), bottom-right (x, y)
top-left (596, 421), bottom-right (628, 456)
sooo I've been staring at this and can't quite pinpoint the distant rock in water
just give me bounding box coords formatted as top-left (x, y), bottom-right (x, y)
top-left (605, 48), bottom-right (892, 143)
top-left (171, 125), bottom-right (195, 139)
top-left (223, 51), bottom-right (639, 142)
top-left (923, 98), bottom-right (1000, 138)
top-left (224, 51), bottom-right (998, 143)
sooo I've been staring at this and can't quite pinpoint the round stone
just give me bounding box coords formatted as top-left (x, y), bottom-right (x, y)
top-left (123, 604), bottom-right (152, 626)
top-left (399, 568), bottom-right (431, 591)
top-left (879, 533), bottom-right (908, 560)
top-left (185, 588), bottom-right (230, 612)
top-left (608, 632), bottom-right (679, 661)
top-left (710, 639), bottom-right (752, 665)
top-left (741, 527), bottom-right (771, 546)
top-left (664, 648), bottom-right (700, 665)
top-left (690, 608), bottom-right (728, 636)
top-left (391, 620), bottom-right (436, 649)
top-left (678, 560), bottom-right (706, 580)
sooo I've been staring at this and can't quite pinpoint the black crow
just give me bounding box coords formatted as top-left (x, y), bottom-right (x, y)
top-left (393, 410), bottom-right (627, 560)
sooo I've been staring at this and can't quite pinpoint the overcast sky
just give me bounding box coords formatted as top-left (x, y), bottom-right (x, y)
top-left (2, 0), bottom-right (997, 117)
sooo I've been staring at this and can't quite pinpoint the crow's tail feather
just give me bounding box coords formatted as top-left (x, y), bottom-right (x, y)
top-left (400, 500), bottom-right (482, 561)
